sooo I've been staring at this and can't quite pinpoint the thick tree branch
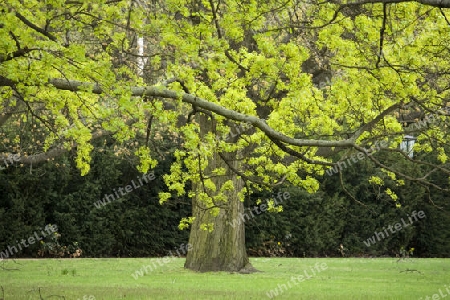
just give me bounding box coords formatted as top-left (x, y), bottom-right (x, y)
top-left (3, 120), bottom-right (136, 165)
top-left (14, 12), bottom-right (58, 42)
top-left (16, 128), bottom-right (105, 164)
top-left (351, 102), bottom-right (402, 140)
top-left (46, 78), bottom-right (358, 148)
top-left (0, 47), bottom-right (34, 63)
top-left (267, 136), bottom-right (334, 166)
top-left (376, 4), bottom-right (388, 68)
top-left (0, 76), bottom-right (408, 166)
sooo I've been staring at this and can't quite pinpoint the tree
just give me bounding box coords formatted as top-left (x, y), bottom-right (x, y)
top-left (1, 0), bottom-right (449, 272)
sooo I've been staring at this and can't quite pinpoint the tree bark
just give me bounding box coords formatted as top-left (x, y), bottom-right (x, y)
top-left (184, 115), bottom-right (258, 273)
top-left (184, 174), bottom-right (251, 272)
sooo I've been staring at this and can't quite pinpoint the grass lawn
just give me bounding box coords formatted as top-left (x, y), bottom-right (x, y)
top-left (0, 257), bottom-right (449, 299)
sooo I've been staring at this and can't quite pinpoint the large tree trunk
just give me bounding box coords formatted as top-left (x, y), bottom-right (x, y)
top-left (184, 115), bottom-right (257, 273)
top-left (184, 174), bottom-right (251, 272)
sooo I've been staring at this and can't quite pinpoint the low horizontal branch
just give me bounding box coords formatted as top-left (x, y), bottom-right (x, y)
top-left (48, 78), bottom-right (357, 148)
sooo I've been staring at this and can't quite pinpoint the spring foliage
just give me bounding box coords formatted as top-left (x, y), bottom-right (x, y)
top-left (1, 0), bottom-right (449, 215)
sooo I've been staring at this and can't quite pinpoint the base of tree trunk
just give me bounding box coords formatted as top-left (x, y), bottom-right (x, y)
top-left (236, 262), bottom-right (261, 274)
top-left (185, 261), bottom-right (261, 274)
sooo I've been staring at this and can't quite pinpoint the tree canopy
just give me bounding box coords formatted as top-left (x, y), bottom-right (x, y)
top-left (1, 0), bottom-right (450, 271)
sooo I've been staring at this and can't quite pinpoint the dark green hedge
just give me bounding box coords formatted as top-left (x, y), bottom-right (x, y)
top-left (1, 141), bottom-right (448, 258)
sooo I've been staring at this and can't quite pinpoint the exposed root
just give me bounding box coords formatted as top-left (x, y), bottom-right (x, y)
top-left (238, 262), bottom-right (262, 274)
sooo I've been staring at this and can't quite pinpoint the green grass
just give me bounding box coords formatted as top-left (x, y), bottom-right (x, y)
top-left (0, 257), bottom-right (449, 299)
